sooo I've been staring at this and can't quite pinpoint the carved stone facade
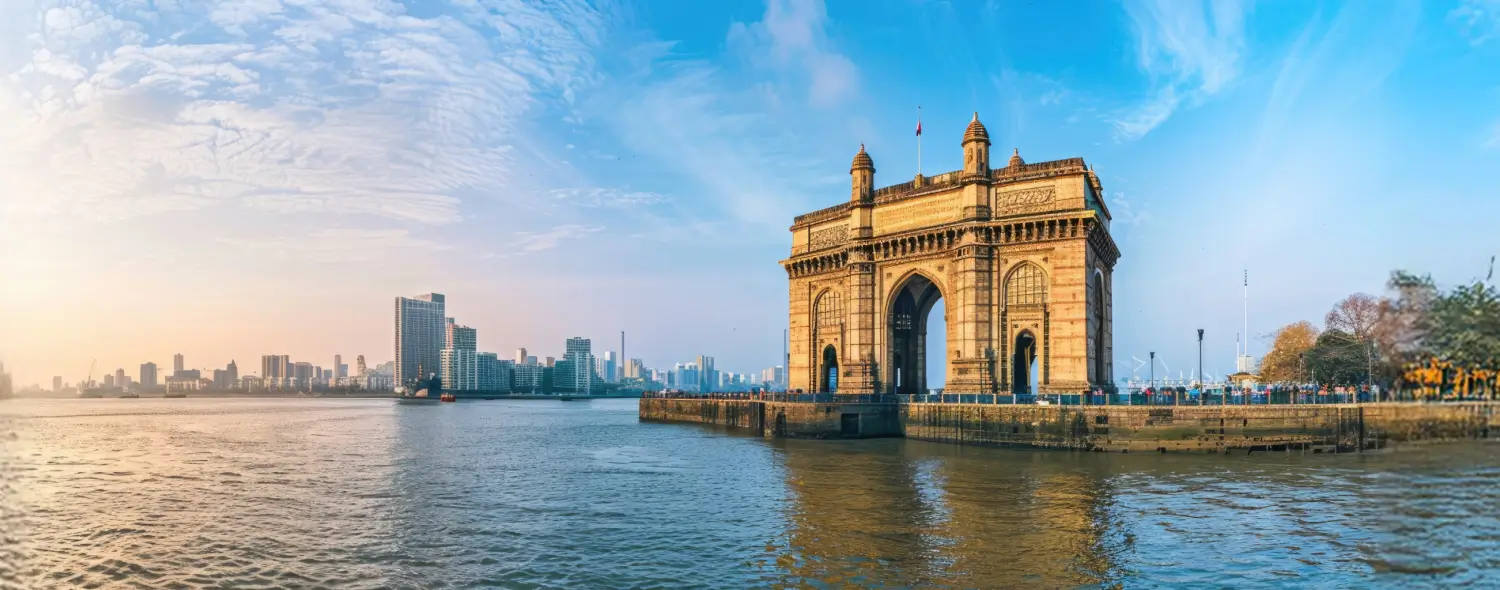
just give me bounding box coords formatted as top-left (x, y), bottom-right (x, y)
top-left (783, 113), bottom-right (1121, 395)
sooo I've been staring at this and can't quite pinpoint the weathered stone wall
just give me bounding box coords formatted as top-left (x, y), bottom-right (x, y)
top-left (764, 402), bottom-right (901, 439)
top-left (902, 404), bottom-right (1371, 453)
top-left (641, 400), bottom-right (1497, 453)
top-left (1363, 402), bottom-right (1494, 444)
top-left (638, 399), bottom-right (763, 431)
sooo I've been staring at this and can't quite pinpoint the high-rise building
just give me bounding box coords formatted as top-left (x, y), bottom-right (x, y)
top-left (140, 362), bottom-right (158, 388)
top-left (334, 355), bottom-right (342, 382)
top-left (513, 363), bottom-right (543, 392)
top-left (515, 348), bottom-right (528, 365)
top-left (339, 364), bottom-right (349, 379)
top-left (526, 356), bottom-right (538, 366)
top-left (52, 376), bottom-right (62, 391)
top-left (544, 356), bottom-right (555, 367)
top-left (396, 293), bottom-right (446, 388)
top-left (261, 355), bottom-right (289, 388)
top-left (115, 368), bottom-right (126, 388)
top-left (293, 362), bottom-right (314, 388)
top-left (478, 353), bottom-right (513, 392)
top-left (173, 353), bottom-right (184, 374)
top-left (554, 358), bottom-right (576, 392)
top-left (103, 374), bottom-right (115, 387)
top-left (697, 356), bottom-right (716, 393)
top-left (602, 351), bottom-right (617, 383)
top-left (446, 319), bottom-right (477, 351)
top-left (226, 360), bottom-right (238, 388)
top-left (565, 337), bottom-right (594, 394)
top-left (441, 349), bottom-right (478, 391)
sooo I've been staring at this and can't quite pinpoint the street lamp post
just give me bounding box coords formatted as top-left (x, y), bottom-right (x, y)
top-left (1149, 351), bottom-right (1155, 406)
top-left (1198, 329), bottom-right (1205, 406)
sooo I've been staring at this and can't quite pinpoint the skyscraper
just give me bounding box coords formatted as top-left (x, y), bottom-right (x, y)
top-left (333, 354), bottom-right (342, 382)
top-left (564, 337), bottom-right (594, 394)
top-left (226, 360), bottom-right (238, 387)
top-left (445, 319), bottom-right (476, 351)
top-left (140, 362), bottom-right (158, 388)
top-left (697, 356), bottom-right (716, 393)
top-left (395, 293), bottom-right (445, 388)
top-left (515, 348), bottom-right (528, 365)
top-left (173, 353), bottom-right (184, 374)
top-left (115, 368), bottom-right (126, 388)
top-left (261, 355), bottom-right (289, 388)
top-left (602, 351), bottom-right (617, 383)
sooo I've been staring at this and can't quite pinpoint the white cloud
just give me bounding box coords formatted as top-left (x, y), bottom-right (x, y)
top-left (1450, 0), bottom-right (1500, 46)
top-left (0, 0), bottom-right (606, 225)
top-left (1114, 0), bottom-right (1248, 140)
top-left (727, 0), bottom-right (857, 108)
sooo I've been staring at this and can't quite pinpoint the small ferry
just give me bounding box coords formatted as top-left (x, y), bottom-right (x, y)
top-left (439, 393), bottom-right (457, 403)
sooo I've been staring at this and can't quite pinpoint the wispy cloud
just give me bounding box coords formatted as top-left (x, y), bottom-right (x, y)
top-left (727, 0), bottom-right (857, 108)
top-left (1450, 0), bottom-right (1500, 46)
top-left (495, 224), bottom-right (605, 257)
top-left (547, 188), bottom-right (667, 208)
top-left (218, 229), bottom-right (452, 264)
top-left (0, 0), bottom-right (605, 225)
top-left (1114, 0), bottom-right (1249, 141)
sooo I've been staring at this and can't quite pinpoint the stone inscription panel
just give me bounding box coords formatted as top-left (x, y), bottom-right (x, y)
top-left (809, 224), bottom-right (848, 250)
top-left (997, 186), bottom-right (1056, 216)
top-left (873, 192), bottom-right (960, 235)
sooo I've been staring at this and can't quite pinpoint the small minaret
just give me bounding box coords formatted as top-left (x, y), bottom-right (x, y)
top-left (850, 144), bottom-right (875, 203)
top-left (962, 112), bottom-right (990, 178)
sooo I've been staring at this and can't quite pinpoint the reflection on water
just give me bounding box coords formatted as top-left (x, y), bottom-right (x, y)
top-left (1, 398), bottom-right (1496, 588)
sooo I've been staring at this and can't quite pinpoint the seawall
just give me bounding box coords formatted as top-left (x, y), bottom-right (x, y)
top-left (640, 399), bottom-right (1497, 453)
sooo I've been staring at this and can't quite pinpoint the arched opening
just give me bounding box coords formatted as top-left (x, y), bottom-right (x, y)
top-left (888, 273), bottom-right (944, 395)
top-left (1012, 331), bottom-right (1037, 396)
top-left (819, 345), bottom-right (839, 393)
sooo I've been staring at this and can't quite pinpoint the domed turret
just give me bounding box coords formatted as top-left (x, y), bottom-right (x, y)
top-left (962, 113), bottom-right (990, 177)
top-left (850, 144), bottom-right (874, 173)
top-left (850, 144), bottom-right (874, 202)
top-left (1007, 148), bottom-right (1024, 168)
top-left (962, 112), bottom-right (990, 146)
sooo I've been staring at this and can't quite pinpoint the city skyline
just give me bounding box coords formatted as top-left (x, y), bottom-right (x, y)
top-left (3, 0), bottom-right (1497, 387)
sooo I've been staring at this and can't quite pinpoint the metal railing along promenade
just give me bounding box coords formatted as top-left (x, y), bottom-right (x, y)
top-left (642, 389), bottom-right (1488, 406)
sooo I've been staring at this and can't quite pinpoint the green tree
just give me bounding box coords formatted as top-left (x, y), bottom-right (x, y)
top-left (1305, 329), bottom-right (1365, 385)
top-left (1427, 281), bottom-right (1500, 367)
top-left (1374, 271), bottom-right (1438, 381)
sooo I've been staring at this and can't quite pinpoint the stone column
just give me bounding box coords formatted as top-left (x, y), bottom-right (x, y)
top-left (948, 236), bottom-right (995, 394)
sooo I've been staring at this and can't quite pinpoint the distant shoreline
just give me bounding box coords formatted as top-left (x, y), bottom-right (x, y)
top-left (6, 392), bottom-right (646, 400)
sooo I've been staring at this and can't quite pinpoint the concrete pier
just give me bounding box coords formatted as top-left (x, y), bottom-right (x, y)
top-left (639, 399), bottom-right (1497, 453)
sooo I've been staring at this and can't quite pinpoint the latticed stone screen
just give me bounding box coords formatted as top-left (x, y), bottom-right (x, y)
top-left (815, 291), bottom-right (844, 328)
top-left (1006, 264), bottom-right (1047, 306)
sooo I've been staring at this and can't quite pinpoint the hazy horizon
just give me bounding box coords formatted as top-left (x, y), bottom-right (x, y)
top-left (3, 0), bottom-right (1498, 387)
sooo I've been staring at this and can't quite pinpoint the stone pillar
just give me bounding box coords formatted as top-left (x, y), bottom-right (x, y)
top-left (948, 237), bottom-right (995, 394)
top-left (840, 252), bottom-right (878, 395)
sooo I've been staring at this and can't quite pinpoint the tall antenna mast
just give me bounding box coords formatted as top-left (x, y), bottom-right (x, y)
top-left (1243, 269), bottom-right (1249, 363)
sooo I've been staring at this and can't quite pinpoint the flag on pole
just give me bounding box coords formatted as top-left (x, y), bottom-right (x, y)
top-left (915, 119), bottom-right (922, 136)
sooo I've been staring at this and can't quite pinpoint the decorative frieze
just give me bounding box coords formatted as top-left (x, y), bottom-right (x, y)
top-left (809, 224), bottom-right (848, 251)
top-left (997, 186), bottom-right (1056, 216)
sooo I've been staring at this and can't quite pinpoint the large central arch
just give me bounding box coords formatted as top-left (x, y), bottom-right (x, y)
top-left (886, 272), bottom-right (944, 395)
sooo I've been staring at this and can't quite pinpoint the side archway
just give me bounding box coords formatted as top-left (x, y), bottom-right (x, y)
top-left (812, 290), bottom-right (844, 393)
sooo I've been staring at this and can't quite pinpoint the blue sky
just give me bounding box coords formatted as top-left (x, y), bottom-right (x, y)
top-left (1, 0), bottom-right (1497, 386)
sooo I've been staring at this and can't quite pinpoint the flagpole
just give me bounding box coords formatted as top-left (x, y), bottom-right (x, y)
top-left (917, 105), bottom-right (922, 176)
